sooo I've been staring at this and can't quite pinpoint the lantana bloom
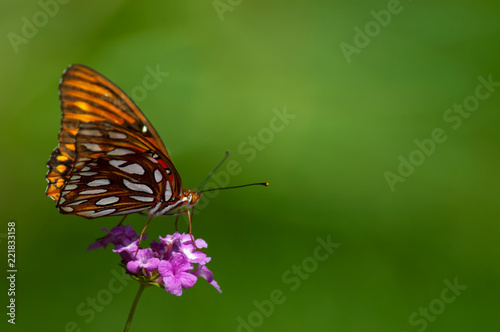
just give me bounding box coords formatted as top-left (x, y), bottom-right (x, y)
top-left (89, 225), bottom-right (221, 296)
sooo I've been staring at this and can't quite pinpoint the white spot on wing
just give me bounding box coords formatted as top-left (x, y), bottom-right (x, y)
top-left (109, 160), bottom-right (126, 168)
top-left (70, 175), bottom-right (81, 181)
top-left (78, 209), bottom-right (116, 217)
top-left (87, 179), bottom-right (111, 187)
top-left (95, 196), bottom-right (120, 206)
top-left (79, 129), bottom-right (102, 137)
top-left (81, 166), bottom-right (90, 171)
top-left (91, 209), bottom-right (117, 217)
top-left (164, 182), bottom-right (172, 201)
top-left (83, 143), bottom-right (102, 152)
top-left (123, 179), bottom-right (153, 194)
top-left (110, 160), bottom-right (145, 175)
top-left (108, 149), bottom-right (135, 156)
top-left (130, 195), bottom-right (155, 202)
top-left (108, 131), bottom-right (127, 139)
top-left (77, 210), bottom-right (95, 217)
top-left (154, 169), bottom-right (162, 183)
top-left (122, 163), bottom-right (145, 175)
top-left (64, 184), bottom-right (77, 191)
top-left (60, 206), bottom-right (73, 212)
top-left (146, 154), bottom-right (158, 163)
top-left (142, 125), bottom-right (147, 133)
top-left (67, 199), bottom-right (88, 206)
top-left (80, 172), bottom-right (98, 176)
top-left (79, 189), bottom-right (108, 195)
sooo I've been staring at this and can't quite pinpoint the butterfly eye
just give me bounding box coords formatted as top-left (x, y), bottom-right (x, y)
top-left (190, 192), bottom-right (201, 205)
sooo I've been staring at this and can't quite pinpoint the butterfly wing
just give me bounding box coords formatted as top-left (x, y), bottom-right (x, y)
top-left (46, 64), bottom-right (182, 210)
top-left (57, 123), bottom-right (177, 218)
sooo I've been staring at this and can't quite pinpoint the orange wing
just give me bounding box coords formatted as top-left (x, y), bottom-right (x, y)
top-left (46, 64), bottom-right (181, 202)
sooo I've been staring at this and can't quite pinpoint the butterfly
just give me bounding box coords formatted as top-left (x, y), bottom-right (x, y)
top-left (46, 64), bottom-right (201, 221)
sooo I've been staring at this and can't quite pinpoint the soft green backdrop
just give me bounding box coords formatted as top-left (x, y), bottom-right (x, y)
top-left (1, 1), bottom-right (499, 331)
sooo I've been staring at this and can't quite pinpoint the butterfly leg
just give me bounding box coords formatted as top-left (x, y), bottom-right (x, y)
top-left (135, 215), bottom-right (153, 257)
top-left (165, 209), bottom-right (198, 249)
top-left (186, 208), bottom-right (199, 250)
top-left (172, 209), bottom-right (190, 235)
top-left (174, 209), bottom-right (181, 231)
top-left (117, 215), bottom-right (128, 226)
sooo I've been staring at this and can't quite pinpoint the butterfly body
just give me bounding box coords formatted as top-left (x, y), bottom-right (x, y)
top-left (46, 64), bottom-right (200, 219)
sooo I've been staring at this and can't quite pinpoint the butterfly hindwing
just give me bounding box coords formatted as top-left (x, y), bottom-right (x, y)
top-left (57, 153), bottom-right (158, 218)
top-left (56, 123), bottom-right (180, 218)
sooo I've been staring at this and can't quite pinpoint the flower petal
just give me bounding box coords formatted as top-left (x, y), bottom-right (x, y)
top-left (193, 265), bottom-right (222, 293)
top-left (127, 261), bottom-right (140, 274)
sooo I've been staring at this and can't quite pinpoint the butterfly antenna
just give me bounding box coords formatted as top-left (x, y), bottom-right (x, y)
top-left (199, 182), bottom-right (269, 193)
top-left (197, 151), bottom-right (231, 191)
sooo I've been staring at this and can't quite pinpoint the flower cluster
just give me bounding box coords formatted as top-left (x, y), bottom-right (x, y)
top-left (88, 225), bottom-right (221, 296)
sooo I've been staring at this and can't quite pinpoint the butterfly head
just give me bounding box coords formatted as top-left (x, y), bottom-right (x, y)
top-left (183, 189), bottom-right (202, 208)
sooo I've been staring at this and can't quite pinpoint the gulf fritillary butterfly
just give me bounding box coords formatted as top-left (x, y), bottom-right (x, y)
top-left (46, 64), bottom-right (201, 219)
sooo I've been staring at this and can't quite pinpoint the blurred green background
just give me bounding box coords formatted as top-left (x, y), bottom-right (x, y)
top-left (1, 1), bottom-right (500, 331)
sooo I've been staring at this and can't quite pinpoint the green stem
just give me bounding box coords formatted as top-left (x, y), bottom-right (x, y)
top-left (124, 283), bottom-right (147, 332)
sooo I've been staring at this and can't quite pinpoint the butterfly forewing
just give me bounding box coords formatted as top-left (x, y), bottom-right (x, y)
top-left (47, 64), bottom-right (184, 217)
top-left (60, 64), bottom-right (169, 154)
